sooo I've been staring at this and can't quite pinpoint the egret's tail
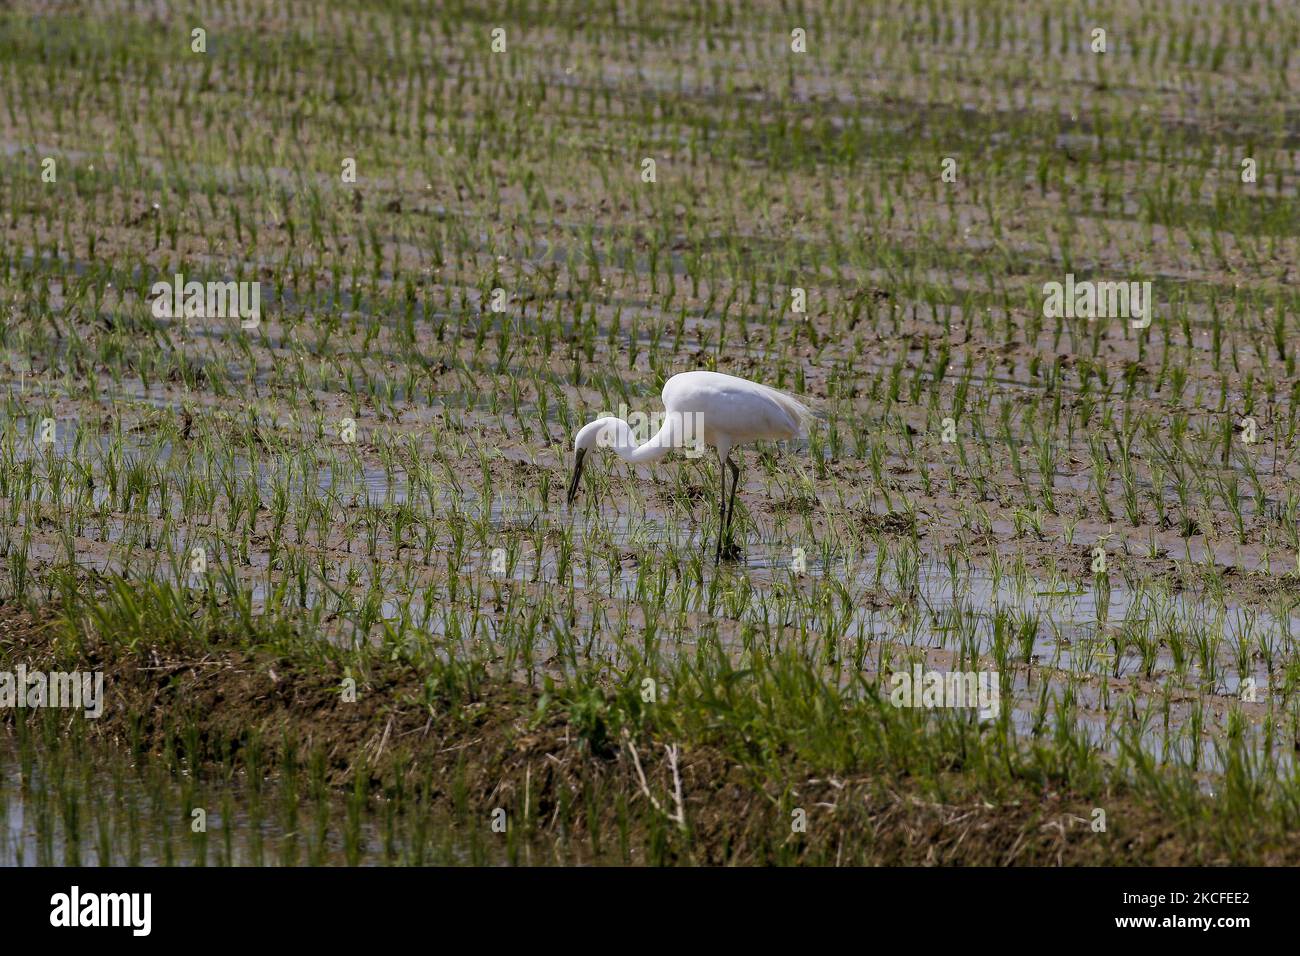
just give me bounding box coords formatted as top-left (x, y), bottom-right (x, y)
top-left (758, 382), bottom-right (815, 438)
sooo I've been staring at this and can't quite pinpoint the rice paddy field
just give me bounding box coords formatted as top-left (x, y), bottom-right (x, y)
top-left (1, 0), bottom-right (1299, 868)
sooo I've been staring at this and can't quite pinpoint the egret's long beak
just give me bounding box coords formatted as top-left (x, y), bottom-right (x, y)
top-left (566, 447), bottom-right (587, 506)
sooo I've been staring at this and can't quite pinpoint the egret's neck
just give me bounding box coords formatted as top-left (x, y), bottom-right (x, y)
top-left (605, 416), bottom-right (676, 464)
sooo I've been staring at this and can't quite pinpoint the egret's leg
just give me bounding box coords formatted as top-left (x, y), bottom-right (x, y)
top-left (714, 453), bottom-right (728, 564)
top-left (724, 453), bottom-right (741, 554)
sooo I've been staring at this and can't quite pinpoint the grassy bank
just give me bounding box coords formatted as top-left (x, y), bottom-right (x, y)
top-left (0, 573), bottom-right (1297, 865)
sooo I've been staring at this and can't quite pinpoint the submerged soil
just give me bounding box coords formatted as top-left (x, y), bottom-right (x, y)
top-left (0, 599), bottom-right (1285, 865)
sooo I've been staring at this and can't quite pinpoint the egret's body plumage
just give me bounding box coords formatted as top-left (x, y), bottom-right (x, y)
top-left (567, 370), bottom-right (811, 562)
top-left (661, 371), bottom-right (810, 456)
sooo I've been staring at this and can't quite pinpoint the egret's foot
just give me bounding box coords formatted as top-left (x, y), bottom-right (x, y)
top-left (718, 540), bottom-right (745, 562)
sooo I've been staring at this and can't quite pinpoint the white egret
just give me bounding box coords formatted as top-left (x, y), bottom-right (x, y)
top-left (567, 370), bottom-right (812, 562)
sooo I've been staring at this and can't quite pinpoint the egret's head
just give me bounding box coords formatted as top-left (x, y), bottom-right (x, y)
top-left (567, 418), bottom-right (620, 506)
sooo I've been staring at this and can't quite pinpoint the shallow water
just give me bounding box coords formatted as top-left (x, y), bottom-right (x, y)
top-left (0, 384), bottom-right (1292, 780)
top-left (0, 736), bottom-right (510, 866)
